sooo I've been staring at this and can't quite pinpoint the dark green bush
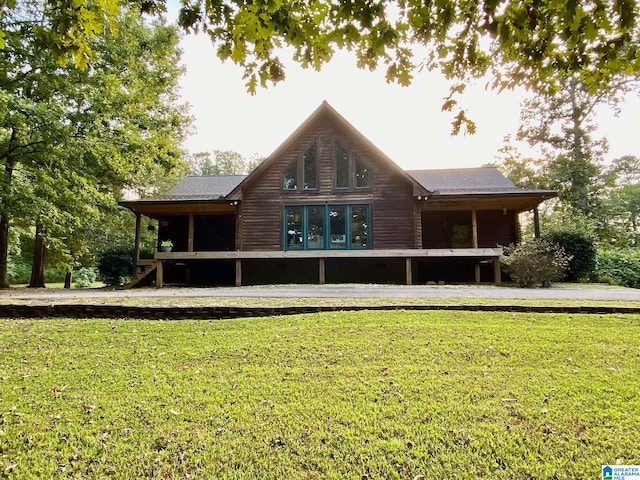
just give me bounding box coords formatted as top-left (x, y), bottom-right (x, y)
top-left (7, 258), bottom-right (66, 284)
top-left (544, 230), bottom-right (596, 281)
top-left (501, 239), bottom-right (571, 288)
top-left (7, 258), bottom-right (32, 284)
top-left (96, 248), bottom-right (134, 286)
top-left (595, 249), bottom-right (640, 289)
top-left (73, 267), bottom-right (97, 288)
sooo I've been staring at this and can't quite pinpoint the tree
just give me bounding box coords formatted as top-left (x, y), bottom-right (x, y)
top-left (3, 1), bottom-right (640, 120)
top-left (0, 6), bottom-right (191, 288)
top-left (515, 74), bottom-right (639, 217)
top-left (189, 150), bottom-right (264, 175)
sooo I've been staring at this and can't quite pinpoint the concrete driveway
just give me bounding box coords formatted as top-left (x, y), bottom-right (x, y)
top-left (2, 284), bottom-right (640, 302)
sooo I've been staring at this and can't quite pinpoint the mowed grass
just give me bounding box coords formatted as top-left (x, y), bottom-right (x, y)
top-left (1, 311), bottom-right (639, 479)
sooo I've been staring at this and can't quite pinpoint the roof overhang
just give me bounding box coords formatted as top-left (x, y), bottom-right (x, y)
top-left (420, 191), bottom-right (557, 212)
top-left (119, 199), bottom-right (238, 218)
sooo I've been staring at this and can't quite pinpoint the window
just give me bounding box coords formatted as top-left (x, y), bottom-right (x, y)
top-left (284, 205), bottom-right (369, 250)
top-left (302, 142), bottom-right (317, 189)
top-left (286, 207), bottom-right (303, 249)
top-left (282, 161), bottom-right (297, 190)
top-left (307, 206), bottom-right (325, 248)
top-left (282, 142), bottom-right (317, 191)
top-left (334, 141), bottom-right (371, 189)
top-left (335, 143), bottom-right (349, 188)
top-left (355, 159), bottom-right (369, 188)
top-left (329, 206), bottom-right (346, 249)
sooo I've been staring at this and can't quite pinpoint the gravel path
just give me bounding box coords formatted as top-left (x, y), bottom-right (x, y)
top-left (2, 284), bottom-right (640, 302)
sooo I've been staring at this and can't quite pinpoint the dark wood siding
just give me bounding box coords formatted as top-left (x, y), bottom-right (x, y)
top-left (477, 210), bottom-right (518, 247)
top-left (422, 210), bottom-right (517, 248)
top-left (239, 115), bottom-right (416, 251)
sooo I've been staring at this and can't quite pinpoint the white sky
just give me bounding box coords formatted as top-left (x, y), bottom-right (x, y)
top-left (172, 14), bottom-right (640, 171)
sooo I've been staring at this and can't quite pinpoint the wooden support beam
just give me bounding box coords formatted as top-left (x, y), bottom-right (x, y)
top-left (155, 261), bottom-right (163, 288)
top-left (134, 213), bottom-right (141, 264)
top-left (474, 263), bottom-right (481, 283)
top-left (533, 207), bottom-right (541, 239)
top-left (235, 259), bottom-right (242, 287)
top-left (471, 209), bottom-right (478, 248)
top-left (319, 258), bottom-right (325, 284)
top-left (188, 213), bottom-right (195, 252)
top-left (406, 257), bottom-right (413, 285)
top-left (493, 258), bottom-right (502, 285)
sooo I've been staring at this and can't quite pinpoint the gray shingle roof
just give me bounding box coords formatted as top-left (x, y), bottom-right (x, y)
top-left (407, 167), bottom-right (518, 194)
top-left (163, 175), bottom-right (247, 200)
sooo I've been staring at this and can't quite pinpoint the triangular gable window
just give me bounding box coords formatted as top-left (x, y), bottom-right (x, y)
top-left (282, 142), bottom-right (317, 190)
top-left (334, 141), bottom-right (371, 189)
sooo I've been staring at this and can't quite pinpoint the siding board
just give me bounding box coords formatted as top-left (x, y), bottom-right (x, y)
top-left (239, 115), bottom-right (416, 251)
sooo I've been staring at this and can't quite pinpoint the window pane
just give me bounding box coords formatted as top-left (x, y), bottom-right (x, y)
top-left (351, 205), bottom-right (368, 248)
top-left (355, 158), bottom-right (369, 188)
top-left (283, 160), bottom-right (297, 190)
top-left (307, 206), bottom-right (324, 249)
top-left (335, 142), bottom-right (349, 188)
top-left (286, 207), bottom-right (303, 249)
top-left (302, 143), bottom-right (317, 189)
top-left (329, 206), bottom-right (346, 249)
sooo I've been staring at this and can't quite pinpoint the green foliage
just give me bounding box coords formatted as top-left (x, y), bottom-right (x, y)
top-left (544, 230), bottom-right (597, 282)
top-left (0, 7), bottom-right (191, 287)
top-left (595, 249), bottom-right (640, 289)
top-left (6, 257), bottom-right (31, 284)
top-left (96, 248), bottom-right (134, 286)
top-left (189, 150), bottom-right (265, 175)
top-left (501, 239), bottom-right (571, 288)
top-left (1, 312), bottom-right (639, 477)
top-left (73, 267), bottom-right (97, 288)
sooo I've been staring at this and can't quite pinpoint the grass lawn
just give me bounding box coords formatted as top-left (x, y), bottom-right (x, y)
top-left (1, 311), bottom-right (639, 479)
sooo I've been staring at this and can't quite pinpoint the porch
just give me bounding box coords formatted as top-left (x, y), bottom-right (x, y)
top-left (152, 248), bottom-right (503, 287)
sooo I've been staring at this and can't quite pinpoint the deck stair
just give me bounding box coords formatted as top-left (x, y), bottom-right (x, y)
top-left (123, 260), bottom-right (159, 289)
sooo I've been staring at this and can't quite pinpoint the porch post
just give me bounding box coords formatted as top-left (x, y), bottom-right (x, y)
top-left (188, 213), bottom-right (195, 252)
top-left (235, 259), bottom-right (242, 287)
top-left (134, 213), bottom-right (141, 265)
top-left (405, 257), bottom-right (413, 285)
top-left (533, 207), bottom-right (541, 238)
top-left (493, 257), bottom-right (502, 285)
top-left (155, 260), bottom-right (163, 288)
top-left (471, 209), bottom-right (478, 248)
top-left (319, 258), bottom-right (325, 284)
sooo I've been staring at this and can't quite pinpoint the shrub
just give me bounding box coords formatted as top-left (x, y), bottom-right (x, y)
top-left (96, 248), bottom-right (134, 286)
top-left (595, 249), bottom-right (640, 289)
top-left (544, 230), bottom-right (596, 282)
top-left (73, 267), bottom-right (97, 288)
top-left (7, 258), bottom-right (32, 284)
top-left (501, 239), bottom-right (571, 288)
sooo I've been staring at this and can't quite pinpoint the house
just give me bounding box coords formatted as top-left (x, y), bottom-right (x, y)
top-left (119, 101), bottom-right (556, 287)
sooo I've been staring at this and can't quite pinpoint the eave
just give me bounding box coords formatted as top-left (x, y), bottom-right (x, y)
top-left (420, 190), bottom-right (557, 212)
top-left (119, 199), bottom-right (238, 218)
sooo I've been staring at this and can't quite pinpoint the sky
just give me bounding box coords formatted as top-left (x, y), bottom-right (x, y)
top-left (171, 13), bottom-right (640, 171)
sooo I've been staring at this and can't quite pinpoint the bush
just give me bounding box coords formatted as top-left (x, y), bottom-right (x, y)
top-left (7, 258), bottom-right (32, 284)
top-left (595, 249), bottom-right (640, 289)
top-left (544, 230), bottom-right (596, 282)
top-left (501, 239), bottom-right (571, 288)
top-left (96, 248), bottom-right (134, 286)
top-left (73, 267), bottom-right (97, 288)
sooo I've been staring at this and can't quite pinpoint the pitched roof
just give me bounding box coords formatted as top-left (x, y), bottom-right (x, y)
top-left (161, 175), bottom-right (246, 200)
top-left (226, 101), bottom-right (429, 199)
top-left (407, 167), bottom-right (519, 194)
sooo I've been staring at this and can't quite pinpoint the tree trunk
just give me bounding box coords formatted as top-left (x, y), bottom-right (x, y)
top-left (0, 151), bottom-right (16, 289)
top-left (64, 270), bottom-right (72, 289)
top-left (29, 222), bottom-right (46, 288)
top-left (0, 214), bottom-right (9, 289)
